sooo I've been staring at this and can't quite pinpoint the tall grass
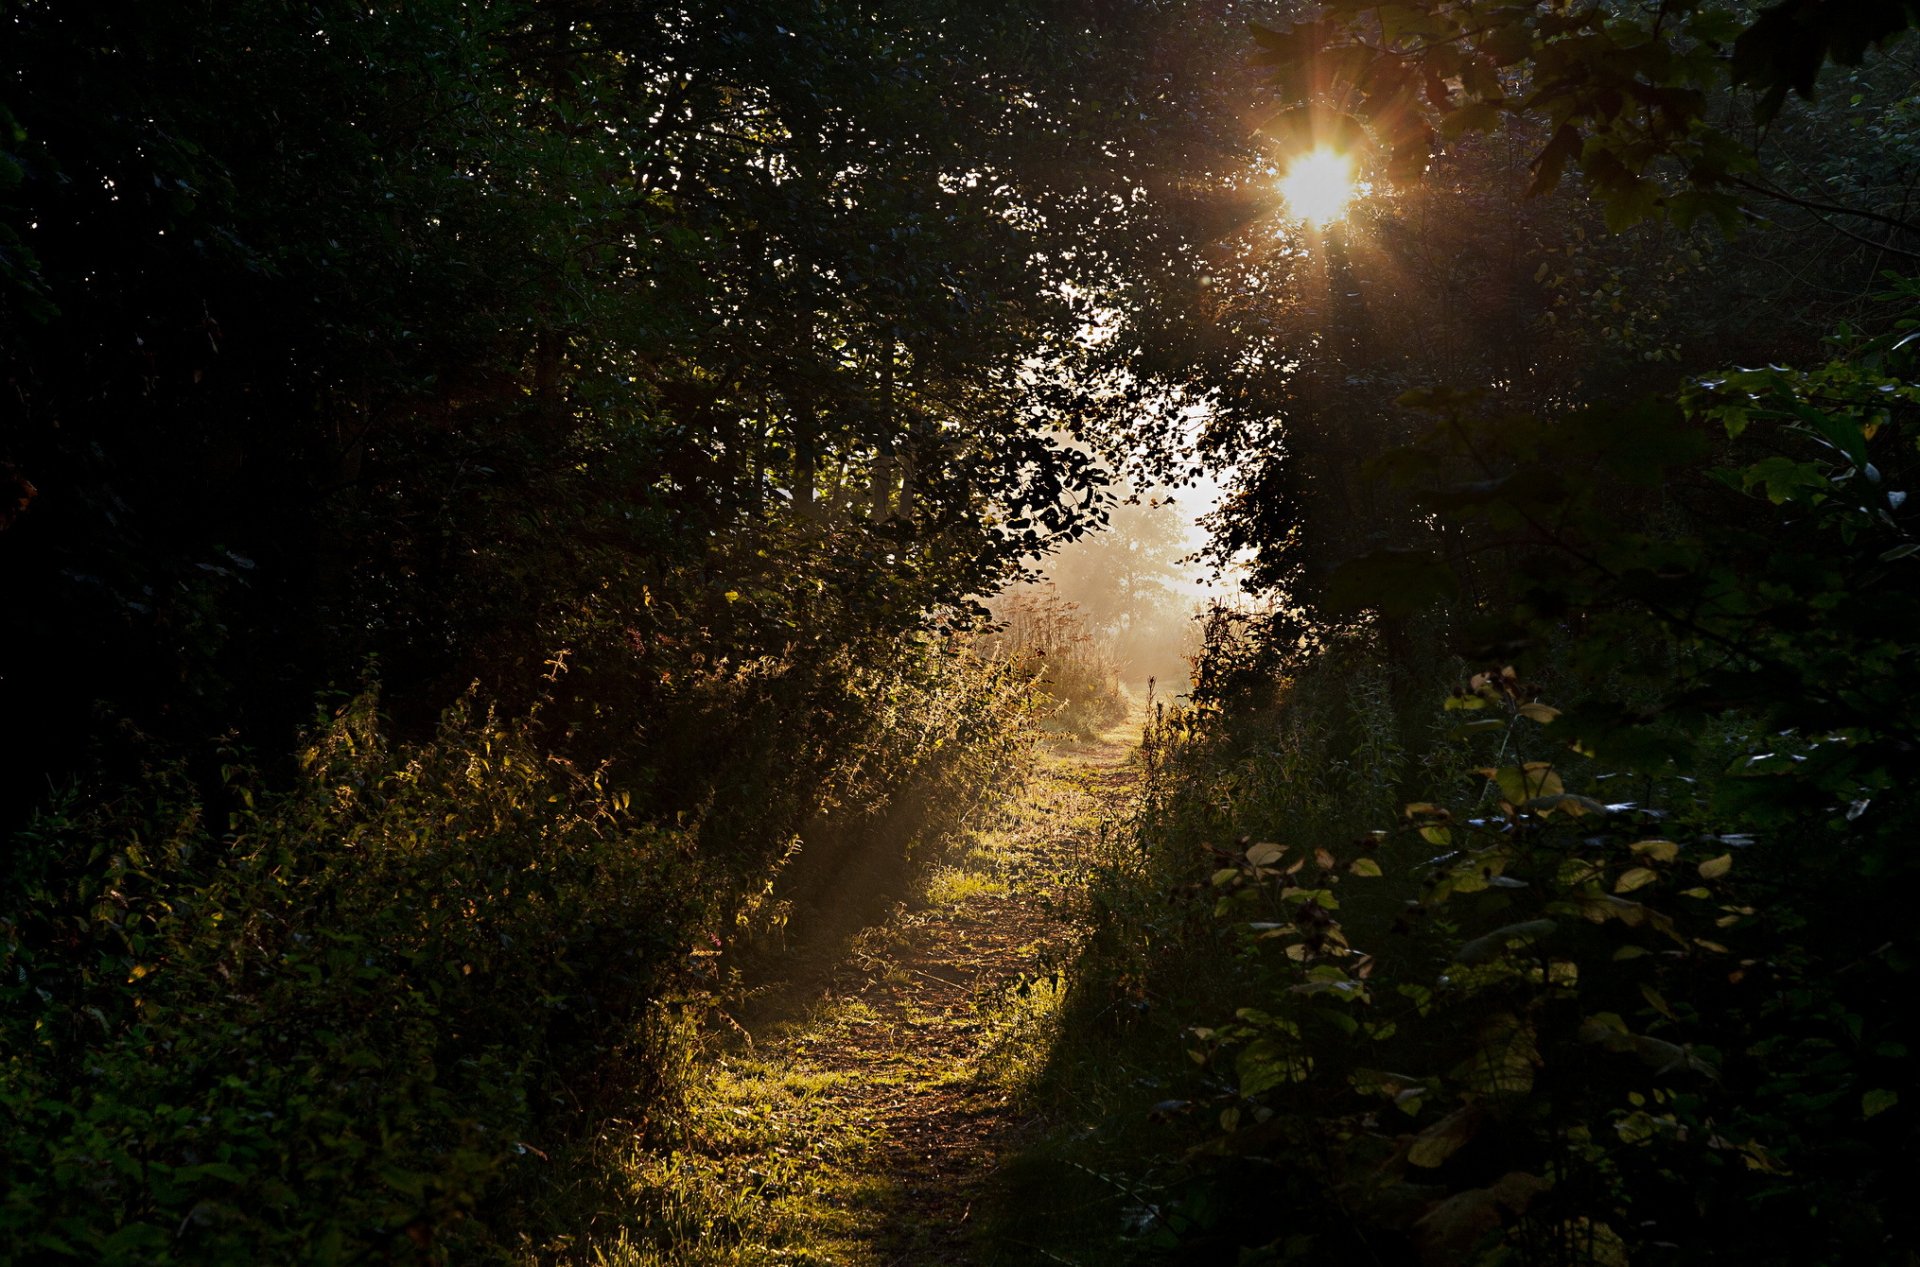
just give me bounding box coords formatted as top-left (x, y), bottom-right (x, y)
top-left (980, 586), bottom-right (1130, 738)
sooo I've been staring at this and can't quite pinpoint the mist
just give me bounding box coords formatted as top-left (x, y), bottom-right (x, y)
top-left (1018, 478), bottom-right (1226, 700)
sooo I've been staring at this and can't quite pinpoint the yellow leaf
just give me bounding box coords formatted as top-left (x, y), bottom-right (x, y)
top-left (1614, 867), bottom-right (1659, 893)
top-left (1349, 857), bottom-right (1384, 877)
top-left (1698, 853), bottom-right (1733, 880)
top-left (1629, 839), bottom-right (1680, 863)
top-left (1522, 762), bottom-right (1565, 798)
top-left (1451, 1013), bottom-right (1539, 1096)
top-left (1517, 702), bottom-right (1561, 723)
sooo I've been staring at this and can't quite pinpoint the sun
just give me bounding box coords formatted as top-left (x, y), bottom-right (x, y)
top-left (1278, 148), bottom-right (1359, 228)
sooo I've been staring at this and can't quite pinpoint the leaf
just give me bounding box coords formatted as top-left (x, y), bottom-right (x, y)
top-left (1440, 99), bottom-right (1503, 139)
top-left (1246, 841), bottom-right (1286, 867)
top-left (1743, 456), bottom-right (1828, 504)
top-left (1698, 853), bottom-right (1733, 879)
top-left (1614, 867), bottom-right (1658, 894)
top-left (1407, 1103), bottom-right (1485, 1168)
top-left (1521, 762), bottom-right (1564, 798)
top-left (1237, 1036), bottom-right (1310, 1097)
top-left (1516, 702), bottom-right (1560, 723)
top-left (1629, 839), bottom-right (1680, 863)
top-left (1526, 124), bottom-right (1582, 198)
top-left (1863, 1088), bottom-right (1899, 1119)
top-left (1525, 793), bottom-right (1607, 817)
top-left (1350, 857), bottom-right (1384, 877)
top-left (1555, 1218), bottom-right (1629, 1266)
top-left (1452, 1013), bottom-right (1540, 1096)
top-left (1601, 175), bottom-right (1663, 233)
top-left (1412, 1187), bottom-right (1502, 1261)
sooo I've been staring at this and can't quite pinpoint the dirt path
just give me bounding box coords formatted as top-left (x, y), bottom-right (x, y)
top-left (611, 716), bottom-right (1141, 1266)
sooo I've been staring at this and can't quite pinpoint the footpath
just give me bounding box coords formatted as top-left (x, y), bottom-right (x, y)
top-left (605, 716), bottom-right (1142, 1266)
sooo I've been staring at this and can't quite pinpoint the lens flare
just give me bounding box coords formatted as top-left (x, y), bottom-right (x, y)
top-left (1279, 148), bottom-right (1358, 227)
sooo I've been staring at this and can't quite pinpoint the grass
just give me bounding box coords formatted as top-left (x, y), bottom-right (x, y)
top-left (519, 710), bottom-right (1147, 1266)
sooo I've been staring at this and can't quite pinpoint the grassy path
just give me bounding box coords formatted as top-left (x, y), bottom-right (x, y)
top-left (584, 715), bottom-right (1142, 1266)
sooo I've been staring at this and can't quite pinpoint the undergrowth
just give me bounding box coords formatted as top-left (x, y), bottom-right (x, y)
top-left (994, 325), bottom-right (1920, 1265)
top-left (0, 636), bottom-right (1034, 1264)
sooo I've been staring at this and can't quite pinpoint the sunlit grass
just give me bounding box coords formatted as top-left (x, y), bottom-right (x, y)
top-left (1279, 147), bottom-right (1359, 227)
top-left (924, 864), bottom-right (1010, 908)
top-left (545, 1007), bottom-right (895, 1267)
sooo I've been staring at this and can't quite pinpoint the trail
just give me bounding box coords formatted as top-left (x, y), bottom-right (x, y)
top-left (613, 714), bottom-right (1142, 1266)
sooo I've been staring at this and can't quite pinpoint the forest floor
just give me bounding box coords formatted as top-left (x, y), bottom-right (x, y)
top-left (594, 709), bottom-right (1143, 1266)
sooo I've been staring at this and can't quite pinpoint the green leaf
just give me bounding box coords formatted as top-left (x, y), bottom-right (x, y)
top-left (1440, 99), bottom-right (1503, 138)
top-left (1526, 124), bottom-right (1581, 198)
top-left (1237, 1036), bottom-right (1310, 1097)
top-left (1864, 1088), bottom-right (1899, 1119)
top-left (1601, 176), bottom-right (1663, 234)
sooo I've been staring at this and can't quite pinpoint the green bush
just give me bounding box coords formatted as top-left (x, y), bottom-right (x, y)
top-left (2, 691), bottom-right (699, 1263)
top-left (0, 634), bottom-right (1036, 1264)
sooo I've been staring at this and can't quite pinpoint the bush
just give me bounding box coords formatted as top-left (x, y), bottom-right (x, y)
top-left (1032, 318), bottom-right (1920, 1264)
top-left (0, 633), bottom-right (1037, 1264)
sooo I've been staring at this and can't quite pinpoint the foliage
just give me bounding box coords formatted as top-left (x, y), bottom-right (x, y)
top-left (1022, 275), bottom-right (1920, 1263)
top-left (0, 1), bottom-right (1262, 1255)
top-left (0, 631), bottom-right (1033, 1263)
top-left (2, 690), bottom-right (694, 1263)
top-left (1248, 0), bottom-right (1920, 233)
top-left (1043, 496), bottom-right (1204, 689)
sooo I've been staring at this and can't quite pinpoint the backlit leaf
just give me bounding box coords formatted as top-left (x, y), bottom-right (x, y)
top-left (1614, 867), bottom-right (1658, 894)
top-left (1246, 841), bottom-right (1285, 867)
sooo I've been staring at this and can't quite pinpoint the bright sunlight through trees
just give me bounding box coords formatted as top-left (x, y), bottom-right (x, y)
top-left (1277, 147), bottom-right (1357, 227)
